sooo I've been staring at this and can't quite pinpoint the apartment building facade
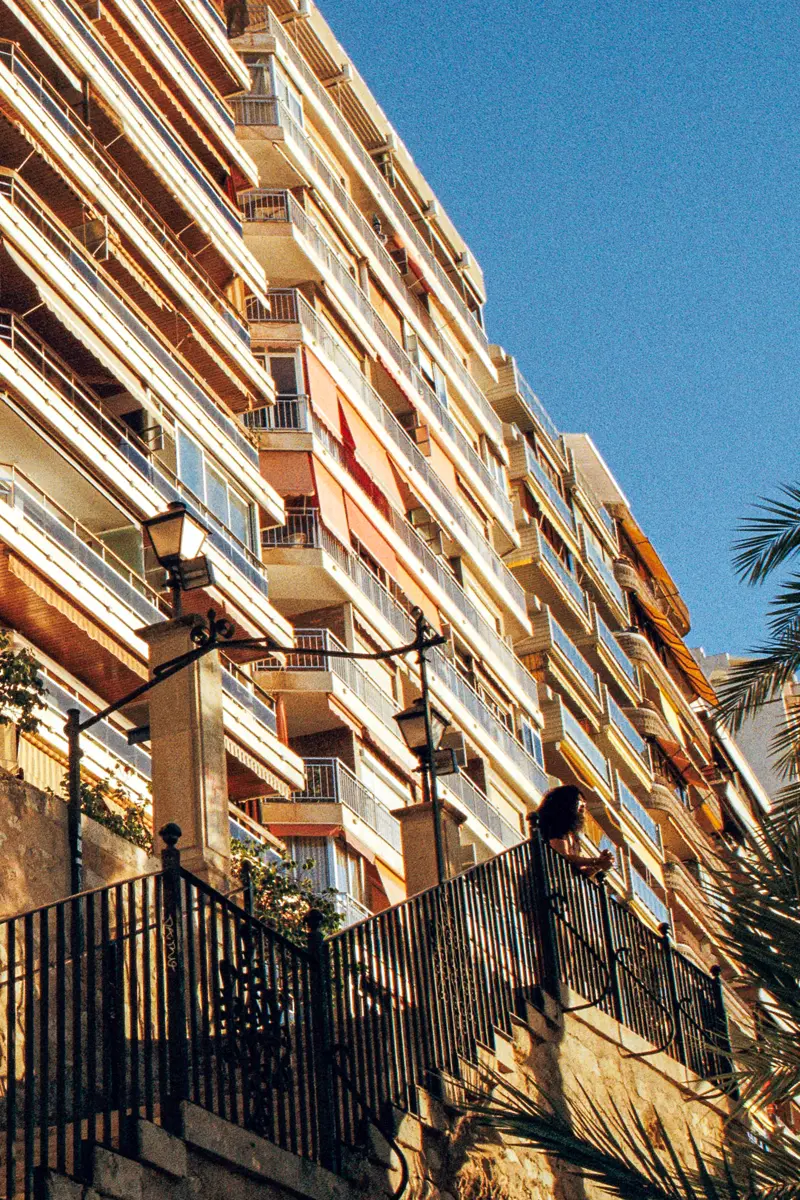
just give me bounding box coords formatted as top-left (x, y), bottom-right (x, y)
top-left (225, 0), bottom-right (763, 1028)
top-left (0, 0), bottom-right (305, 850)
top-left (0, 0), bottom-right (765, 1037)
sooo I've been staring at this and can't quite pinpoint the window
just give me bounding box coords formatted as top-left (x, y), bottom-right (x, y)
top-left (176, 425), bottom-right (256, 549)
top-left (520, 719), bottom-right (545, 768)
top-left (271, 60), bottom-right (304, 126)
top-left (269, 355), bottom-right (300, 397)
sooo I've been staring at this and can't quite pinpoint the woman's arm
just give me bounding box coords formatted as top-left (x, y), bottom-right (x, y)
top-left (548, 837), bottom-right (614, 875)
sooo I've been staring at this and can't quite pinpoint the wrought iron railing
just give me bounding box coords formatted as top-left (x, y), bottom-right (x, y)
top-left (0, 827), bottom-right (732, 1198)
top-left (295, 758), bottom-right (403, 852)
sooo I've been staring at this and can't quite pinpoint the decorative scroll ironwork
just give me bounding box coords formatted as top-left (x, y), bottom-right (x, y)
top-left (218, 938), bottom-right (293, 1137)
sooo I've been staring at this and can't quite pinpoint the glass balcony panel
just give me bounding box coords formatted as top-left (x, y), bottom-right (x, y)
top-left (540, 537), bottom-right (588, 612)
top-left (549, 617), bottom-right (598, 694)
top-left (584, 533), bottom-right (627, 609)
top-left (523, 443), bottom-right (574, 531)
top-left (561, 706), bottom-right (610, 783)
top-left (220, 658), bottom-right (277, 734)
top-left (444, 769), bottom-right (523, 848)
top-left (41, 670), bottom-right (151, 779)
top-left (617, 775), bottom-right (661, 848)
top-left (515, 366), bottom-right (561, 449)
top-left (596, 614), bottom-right (638, 686)
top-left (607, 693), bottom-right (648, 760)
top-left (629, 865), bottom-right (671, 927)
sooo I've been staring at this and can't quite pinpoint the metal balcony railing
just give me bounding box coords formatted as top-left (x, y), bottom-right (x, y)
top-left (243, 394), bottom-right (310, 429)
top-left (0, 462), bottom-right (168, 625)
top-left (443, 769), bottom-right (524, 848)
top-left (583, 531), bottom-right (627, 611)
top-left (617, 775), bottom-right (661, 849)
top-left (0, 43), bottom-right (249, 347)
top-left (295, 758), bottom-right (402, 851)
top-left (247, 287), bottom-right (528, 622)
top-left (237, 11), bottom-right (492, 360)
top-left (0, 311), bottom-right (271, 600)
top-left (0, 171), bottom-right (258, 466)
top-left (259, 628), bottom-right (402, 731)
top-left (514, 362), bottom-right (562, 448)
top-left (220, 656), bottom-right (277, 735)
top-left (241, 190), bottom-right (512, 524)
top-left (261, 512), bottom-right (549, 794)
top-left (549, 616), bottom-right (598, 695)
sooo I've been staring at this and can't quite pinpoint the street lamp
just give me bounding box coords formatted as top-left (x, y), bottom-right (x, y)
top-left (143, 502), bottom-right (214, 616)
top-left (393, 609), bottom-right (450, 886)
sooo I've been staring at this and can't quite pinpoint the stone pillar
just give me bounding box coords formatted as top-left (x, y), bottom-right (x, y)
top-left (0, 723), bottom-right (19, 774)
top-left (138, 616), bottom-right (230, 889)
top-left (396, 799), bottom-right (467, 896)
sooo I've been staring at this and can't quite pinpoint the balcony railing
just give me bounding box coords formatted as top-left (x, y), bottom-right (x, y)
top-left (520, 441), bottom-right (574, 531)
top-left (539, 536), bottom-right (589, 613)
top-left (295, 758), bottom-right (402, 851)
top-left (583, 530), bottom-right (627, 611)
top-left (629, 864), bottom-right (671, 927)
top-left (0, 42), bottom-right (250, 349)
top-left (241, 189), bottom-right (512, 525)
top-left (606, 692), bottom-right (649, 761)
top-left (244, 394), bottom-right (309, 430)
top-left (262, 513), bottom-right (549, 795)
top-left (0, 311), bottom-right (274, 602)
top-left (220, 656), bottom-right (277, 735)
top-left (561, 705), bottom-right (611, 784)
top-left (0, 172), bottom-right (258, 467)
top-left (617, 775), bottom-right (661, 849)
top-left (40, 669), bottom-right (152, 781)
top-left (0, 463), bottom-right (168, 626)
top-left (237, 11), bottom-right (492, 359)
top-left (443, 769), bottom-right (523, 849)
top-left (515, 363), bottom-right (561, 448)
top-left (248, 287), bottom-right (528, 621)
top-left (597, 613), bottom-right (638, 687)
top-left (549, 616), bottom-right (598, 695)
top-left (260, 627), bottom-right (402, 731)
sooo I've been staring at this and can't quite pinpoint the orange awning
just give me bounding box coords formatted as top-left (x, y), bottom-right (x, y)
top-left (261, 450), bottom-right (315, 496)
top-left (305, 347), bottom-right (341, 437)
top-left (312, 459), bottom-right (350, 551)
top-left (344, 494), bottom-right (399, 578)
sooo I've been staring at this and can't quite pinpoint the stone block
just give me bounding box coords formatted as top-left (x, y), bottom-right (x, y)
top-left (91, 1148), bottom-right (143, 1200)
top-left (134, 1120), bottom-right (187, 1179)
top-left (33, 1169), bottom-right (84, 1200)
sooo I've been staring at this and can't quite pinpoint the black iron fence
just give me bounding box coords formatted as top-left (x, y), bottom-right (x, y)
top-left (0, 826), bottom-right (733, 1198)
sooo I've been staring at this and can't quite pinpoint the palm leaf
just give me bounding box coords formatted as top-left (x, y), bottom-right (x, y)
top-left (733, 487), bottom-right (800, 584)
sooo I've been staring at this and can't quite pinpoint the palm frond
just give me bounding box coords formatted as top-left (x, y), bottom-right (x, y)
top-left (463, 1072), bottom-right (748, 1200)
top-left (715, 642), bottom-right (800, 732)
top-left (733, 487), bottom-right (800, 584)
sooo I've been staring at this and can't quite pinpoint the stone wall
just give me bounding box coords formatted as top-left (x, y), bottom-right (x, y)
top-left (0, 767), bottom-right (156, 919)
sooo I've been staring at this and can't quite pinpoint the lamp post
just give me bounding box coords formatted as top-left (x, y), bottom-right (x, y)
top-left (393, 608), bottom-right (450, 886)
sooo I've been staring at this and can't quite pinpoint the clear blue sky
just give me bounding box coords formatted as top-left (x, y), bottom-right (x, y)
top-left (320, 0), bottom-right (799, 656)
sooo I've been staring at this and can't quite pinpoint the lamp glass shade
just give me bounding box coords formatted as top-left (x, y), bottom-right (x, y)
top-left (394, 698), bottom-right (450, 754)
top-left (143, 503), bottom-right (208, 567)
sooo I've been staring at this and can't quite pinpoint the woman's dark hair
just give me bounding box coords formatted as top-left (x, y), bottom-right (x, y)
top-left (536, 785), bottom-right (584, 842)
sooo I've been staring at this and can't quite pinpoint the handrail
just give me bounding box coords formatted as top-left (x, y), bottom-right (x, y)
top-left (240, 9), bottom-right (492, 359)
top-left (241, 189), bottom-right (512, 521)
top-left (295, 757), bottom-right (402, 851)
top-left (0, 169), bottom-right (259, 466)
top-left (0, 310), bottom-right (270, 593)
top-left (248, 286), bottom-right (528, 621)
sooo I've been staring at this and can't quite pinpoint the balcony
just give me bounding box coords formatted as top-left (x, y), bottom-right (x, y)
top-left (576, 608), bottom-right (640, 702)
top-left (28, 0), bottom-right (266, 299)
top-left (233, 12), bottom-right (494, 367)
top-left (220, 656), bottom-right (305, 796)
top-left (0, 462), bottom-right (166, 635)
top-left (542, 695), bottom-right (611, 796)
top-left (292, 758), bottom-right (402, 853)
top-left (241, 190), bottom-right (513, 533)
top-left (644, 779), bottom-right (712, 862)
top-left (506, 525), bottom-right (590, 630)
top-left (442, 769), bottom-right (524, 850)
top-left (580, 527), bottom-right (628, 620)
top-left (0, 171), bottom-right (271, 507)
top-left (489, 353), bottom-right (564, 459)
top-left (507, 438), bottom-right (576, 540)
top-left (0, 42), bottom-right (258, 372)
top-left (248, 288), bottom-right (529, 627)
top-left (616, 630), bottom-right (711, 749)
top-left (616, 775), bottom-right (662, 851)
top-left (262, 498), bottom-right (543, 729)
top-left (525, 610), bottom-right (600, 715)
top-left (629, 864), bottom-right (671, 929)
top-left (0, 312), bottom-right (285, 636)
top-left (613, 556), bottom-right (674, 622)
top-left (601, 690), bottom-right (651, 783)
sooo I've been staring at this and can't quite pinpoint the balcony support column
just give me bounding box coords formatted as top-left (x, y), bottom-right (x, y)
top-left (396, 799), bottom-right (466, 896)
top-left (138, 616), bottom-right (230, 890)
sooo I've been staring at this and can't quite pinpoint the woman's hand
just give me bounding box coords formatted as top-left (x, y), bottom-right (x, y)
top-left (597, 848), bottom-right (615, 871)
